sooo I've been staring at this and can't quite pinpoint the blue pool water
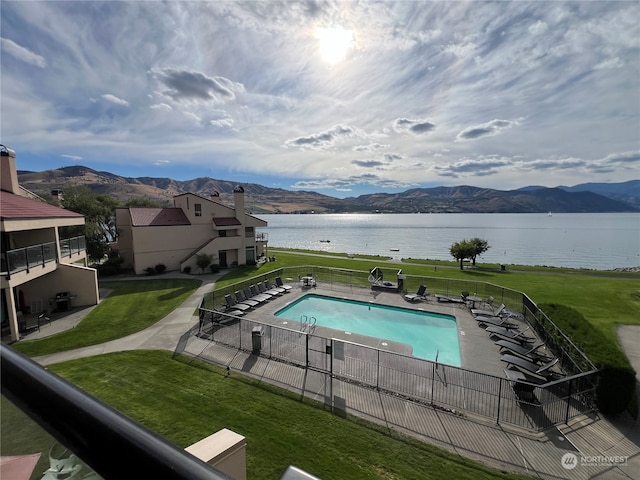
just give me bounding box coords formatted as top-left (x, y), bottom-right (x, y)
top-left (275, 294), bottom-right (461, 366)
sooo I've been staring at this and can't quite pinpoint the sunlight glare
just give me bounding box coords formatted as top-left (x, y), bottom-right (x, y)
top-left (316, 26), bottom-right (353, 64)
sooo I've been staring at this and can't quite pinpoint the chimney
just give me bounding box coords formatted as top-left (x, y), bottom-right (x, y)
top-left (1, 144), bottom-right (19, 194)
top-left (51, 189), bottom-right (64, 206)
top-left (233, 185), bottom-right (245, 223)
top-left (210, 191), bottom-right (220, 203)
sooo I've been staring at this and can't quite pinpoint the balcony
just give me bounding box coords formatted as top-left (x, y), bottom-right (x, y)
top-left (1, 236), bottom-right (86, 276)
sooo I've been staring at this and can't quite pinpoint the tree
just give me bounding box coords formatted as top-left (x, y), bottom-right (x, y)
top-left (468, 238), bottom-right (490, 266)
top-left (450, 240), bottom-right (475, 270)
top-left (125, 198), bottom-right (162, 208)
top-left (195, 253), bottom-right (214, 274)
top-left (60, 185), bottom-right (120, 262)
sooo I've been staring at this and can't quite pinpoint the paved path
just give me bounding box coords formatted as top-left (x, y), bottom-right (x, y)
top-left (27, 273), bottom-right (640, 480)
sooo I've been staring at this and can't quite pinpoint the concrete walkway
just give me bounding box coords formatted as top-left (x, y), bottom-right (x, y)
top-left (26, 273), bottom-right (640, 480)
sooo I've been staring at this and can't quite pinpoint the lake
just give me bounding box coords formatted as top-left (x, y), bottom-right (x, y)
top-left (256, 213), bottom-right (640, 270)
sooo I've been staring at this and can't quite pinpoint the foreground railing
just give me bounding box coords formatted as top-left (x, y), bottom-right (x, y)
top-left (0, 344), bottom-right (232, 480)
top-left (195, 266), bottom-right (598, 431)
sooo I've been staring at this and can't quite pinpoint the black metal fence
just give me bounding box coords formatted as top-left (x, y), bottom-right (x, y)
top-left (191, 266), bottom-right (598, 432)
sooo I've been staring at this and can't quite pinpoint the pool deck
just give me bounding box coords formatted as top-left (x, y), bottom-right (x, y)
top-left (239, 282), bottom-right (511, 377)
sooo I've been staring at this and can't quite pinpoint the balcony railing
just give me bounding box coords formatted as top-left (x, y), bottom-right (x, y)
top-left (1, 344), bottom-right (232, 480)
top-left (60, 235), bottom-right (86, 259)
top-left (256, 232), bottom-right (268, 242)
top-left (1, 236), bottom-right (86, 276)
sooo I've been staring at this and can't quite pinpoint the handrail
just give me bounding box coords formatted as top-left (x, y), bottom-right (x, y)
top-left (0, 345), bottom-right (232, 480)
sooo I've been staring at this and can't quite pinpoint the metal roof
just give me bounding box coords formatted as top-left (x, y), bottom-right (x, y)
top-left (129, 208), bottom-right (191, 226)
top-left (0, 190), bottom-right (83, 220)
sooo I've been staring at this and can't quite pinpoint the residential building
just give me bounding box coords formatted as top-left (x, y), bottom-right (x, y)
top-left (1, 145), bottom-right (99, 342)
top-left (115, 187), bottom-right (268, 275)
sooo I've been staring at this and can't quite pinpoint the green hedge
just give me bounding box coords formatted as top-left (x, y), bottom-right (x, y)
top-left (540, 303), bottom-right (637, 415)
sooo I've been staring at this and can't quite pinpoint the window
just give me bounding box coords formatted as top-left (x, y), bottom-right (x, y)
top-left (219, 230), bottom-right (227, 237)
top-left (194, 204), bottom-right (202, 217)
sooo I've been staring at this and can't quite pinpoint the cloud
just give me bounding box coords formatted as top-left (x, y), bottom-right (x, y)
top-left (352, 160), bottom-right (386, 168)
top-left (101, 94), bottom-right (129, 106)
top-left (61, 154), bottom-right (82, 161)
top-left (601, 151), bottom-right (640, 165)
top-left (456, 119), bottom-right (517, 141)
top-left (284, 125), bottom-right (356, 150)
top-left (151, 67), bottom-right (243, 103)
top-left (0, 38), bottom-right (46, 68)
top-left (150, 103), bottom-right (173, 112)
top-left (432, 156), bottom-right (513, 178)
top-left (352, 143), bottom-right (390, 152)
top-left (594, 57), bottom-right (624, 70)
top-left (528, 21), bottom-right (549, 36)
top-left (392, 118), bottom-right (436, 135)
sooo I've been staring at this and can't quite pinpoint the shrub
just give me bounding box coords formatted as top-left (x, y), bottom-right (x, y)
top-left (209, 264), bottom-right (220, 274)
top-left (540, 303), bottom-right (637, 415)
top-left (154, 264), bottom-right (166, 274)
top-left (195, 253), bottom-right (214, 274)
top-left (96, 264), bottom-right (119, 277)
top-left (183, 266), bottom-right (191, 274)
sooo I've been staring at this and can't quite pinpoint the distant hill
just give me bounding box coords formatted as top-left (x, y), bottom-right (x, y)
top-left (17, 166), bottom-right (639, 214)
top-left (519, 180), bottom-right (640, 209)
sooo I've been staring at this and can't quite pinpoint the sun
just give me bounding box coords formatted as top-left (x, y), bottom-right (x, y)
top-left (315, 26), bottom-right (353, 64)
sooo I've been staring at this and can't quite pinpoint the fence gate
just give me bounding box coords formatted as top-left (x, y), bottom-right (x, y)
top-left (307, 335), bottom-right (332, 373)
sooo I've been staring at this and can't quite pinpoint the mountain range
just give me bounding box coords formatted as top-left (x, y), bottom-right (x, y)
top-left (17, 166), bottom-right (640, 214)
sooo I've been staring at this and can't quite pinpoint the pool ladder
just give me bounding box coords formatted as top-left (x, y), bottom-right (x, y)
top-left (299, 315), bottom-right (317, 334)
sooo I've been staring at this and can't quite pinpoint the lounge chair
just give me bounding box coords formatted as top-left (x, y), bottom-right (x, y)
top-left (471, 303), bottom-right (506, 317)
top-left (275, 277), bottom-right (293, 291)
top-left (504, 369), bottom-right (545, 402)
top-left (486, 325), bottom-right (536, 344)
top-left (244, 287), bottom-right (268, 304)
top-left (404, 285), bottom-right (427, 302)
top-left (235, 290), bottom-right (259, 307)
top-left (475, 315), bottom-right (518, 329)
top-left (265, 279), bottom-right (286, 294)
top-left (224, 294), bottom-right (251, 311)
top-left (250, 284), bottom-right (273, 301)
top-left (500, 354), bottom-right (560, 382)
top-left (495, 340), bottom-right (554, 363)
top-left (434, 294), bottom-right (465, 304)
top-left (259, 281), bottom-right (282, 296)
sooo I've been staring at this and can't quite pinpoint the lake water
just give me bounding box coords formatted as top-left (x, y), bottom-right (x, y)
top-left (256, 213), bottom-right (640, 270)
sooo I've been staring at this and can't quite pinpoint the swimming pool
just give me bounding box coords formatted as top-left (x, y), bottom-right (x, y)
top-left (275, 294), bottom-right (461, 367)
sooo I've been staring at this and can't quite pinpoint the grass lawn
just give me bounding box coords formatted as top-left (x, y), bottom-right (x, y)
top-left (12, 278), bottom-right (201, 358)
top-left (5, 251), bottom-right (639, 479)
top-left (3, 350), bottom-right (532, 480)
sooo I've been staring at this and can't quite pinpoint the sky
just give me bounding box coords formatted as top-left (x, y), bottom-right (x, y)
top-left (1, 1), bottom-right (639, 198)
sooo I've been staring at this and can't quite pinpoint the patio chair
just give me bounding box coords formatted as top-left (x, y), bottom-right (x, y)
top-left (244, 287), bottom-right (268, 304)
top-left (471, 303), bottom-right (506, 317)
top-left (475, 315), bottom-right (518, 329)
top-left (404, 285), bottom-right (427, 302)
top-left (235, 290), bottom-right (259, 307)
top-left (500, 354), bottom-right (561, 382)
top-left (495, 340), bottom-right (554, 364)
top-left (265, 279), bottom-right (286, 294)
top-left (275, 277), bottom-right (293, 291)
top-left (224, 294), bottom-right (251, 311)
top-left (486, 325), bottom-right (536, 345)
top-left (434, 294), bottom-right (465, 304)
top-left (259, 280), bottom-right (282, 296)
top-left (38, 310), bottom-right (52, 327)
top-left (250, 284), bottom-right (273, 301)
